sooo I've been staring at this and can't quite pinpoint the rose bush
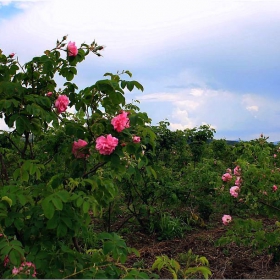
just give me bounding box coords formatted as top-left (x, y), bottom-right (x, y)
top-left (0, 36), bottom-right (157, 279)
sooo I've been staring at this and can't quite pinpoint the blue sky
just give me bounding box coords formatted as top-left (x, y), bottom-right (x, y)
top-left (0, 0), bottom-right (280, 141)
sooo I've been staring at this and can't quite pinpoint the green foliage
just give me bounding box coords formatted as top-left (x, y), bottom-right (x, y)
top-left (0, 36), bottom-right (156, 278)
top-left (153, 213), bottom-right (185, 240)
top-left (2, 34), bottom-right (280, 279)
top-left (152, 250), bottom-right (211, 279)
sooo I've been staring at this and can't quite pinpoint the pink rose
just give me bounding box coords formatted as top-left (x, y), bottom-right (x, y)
top-left (12, 267), bottom-right (19, 275)
top-left (222, 173), bottom-right (232, 182)
top-left (226, 168), bottom-right (232, 174)
top-left (272, 185), bottom-right (278, 192)
top-left (3, 255), bottom-right (9, 267)
top-left (46, 91), bottom-right (52, 97)
top-left (67, 41), bottom-right (78, 57)
top-left (111, 111), bottom-right (130, 132)
top-left (72, 139), bottom-right (88, 158)
top-left (9, 53), bottom-right (15, 58)
top-left (235, 177), bottom-right (242, 187)
top-left (234, 165), bottom-right (241, 176)
top-left (20, 261), bottom-right (37, 277)
top-left (96, 134), bottom-right (118, 155)
top-left (55, 95), bottom-right (69, 114)
top-left (274, 154), bottom-right (277, 158)
top-left (132, 136), bottom-right (141, 143)
top-left (222, 215), bottom-right (232, 225)
top-left (230, 186), bottom-right (240, 198)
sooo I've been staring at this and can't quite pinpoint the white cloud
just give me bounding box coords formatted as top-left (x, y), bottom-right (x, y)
top-left (246, 105), bottom-right (258, 112)
top-left (1, 0), bottom-right (276, 63)
top-left (1, 0), bottom-right (280, 141)
top-left (190, 88), bottom-right (203, 97)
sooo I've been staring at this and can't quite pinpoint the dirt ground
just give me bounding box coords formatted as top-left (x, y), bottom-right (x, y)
top-left (120, 219), bottom-right (280, 279)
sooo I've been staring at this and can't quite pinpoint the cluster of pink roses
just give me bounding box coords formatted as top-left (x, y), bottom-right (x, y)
top-left (221, 165), bottom-right (242, 225)
top-left (221, 166), bottom-right (242, 198)
top-left (95, 111), bottom-right (141, 155)
top-left (51, 43), bottom-right (141, 157)
top-left (49, 41), bottom-right (79, 114)
top-left (71, 111), bottom-right (141, 157)
top-left (12, 261), bottom-right (36, 278)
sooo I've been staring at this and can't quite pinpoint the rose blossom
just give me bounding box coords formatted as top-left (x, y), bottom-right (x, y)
top-left (46, 91), bottom-right (52, 97)
top-left (235, 177), bottom-right (242, 187)
top-left (55, 95), bottom-right (69, 114)
top-left (274, 154), bottom-right (277, 158)
top-left (12, 267), bottom-right (19, 275)
top-left (132, 136), bottom-right (141, 143)
top-left (96, 134), bottom-right (118, 155)
top-left (9, 53), bottom-right (15, 58)
top-left (230, 186), bottom-right (240, 198)
top-left (72, 139), bottom-right (88, 158)
top-left (234, 165), bottom-right (241, 176)
top-left (3, 255), bottom-right (9, 267)
top-left (272, 185), bottom-right (278, 192)
top-left (222, 173), bottom-right (232, 182)
top-left (67, 41), bottom-right (78, 57)
top-left (222, 215), bottom-right (232, 225)
top-left (226, 168), bottom-right (232, 174)
top-left (111, 111), bottom-right (130, 132)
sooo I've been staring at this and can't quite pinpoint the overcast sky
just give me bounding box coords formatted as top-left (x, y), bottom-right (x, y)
top-left (1, 0), bottom-right (280, 141)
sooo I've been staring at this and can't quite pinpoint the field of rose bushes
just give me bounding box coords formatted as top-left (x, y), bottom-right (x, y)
top-left (1, 36), bottom-right (280, 279)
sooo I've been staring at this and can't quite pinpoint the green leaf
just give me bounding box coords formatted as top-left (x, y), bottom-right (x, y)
top-left (9, 240), bottom-right (22, 247)
top-left (1, 245), bottom-right (12, 256)
top-left (132, 80), bottom-right (144, 91)
top-left (91, 122), bottom-right (105, 135)
top-left (21, 170), bottom-right (29, 182)
top-left (13, 168), bottom-right (20, 181)
top-left (52, 197), bottom-right (63, 211)
top-left (61, 217), bottom-right (72, 229)
top-left (42, 198), bottom-right (55, 219)
top-left (82, 201), bottom-right (90, 214)
top-left (57, 223), bottom-right (67, 237)
top-left (103, 241), bottom-right (114, 255)
top-left (16, 115), bottom-right (30, 135)
top-left (48, 173), bottom-right (64, 189)
top-left (125, 143), bottom-right (136, 154)
top-left (47, 215), bottom-right (59, 229)
top-left (110, 153), bottom-right (120, 167)
top-left (76, 196), bottom-right (83, 207)
top-left (56, 190), bottom-right (70, 203)
top-left (124, 70), bottom-right (132, 77)
top-left (9, 249), bottom-right (21, 266)
top-left (120, 80), bottom-right (126, 89)
top-left (98, 232), bottom-right (113, 240)
top-left (126, 81), bottom-right (134, 91)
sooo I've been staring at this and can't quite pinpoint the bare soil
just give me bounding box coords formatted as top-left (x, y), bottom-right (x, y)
top-left (118, 218), bottom-right (280, 279)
